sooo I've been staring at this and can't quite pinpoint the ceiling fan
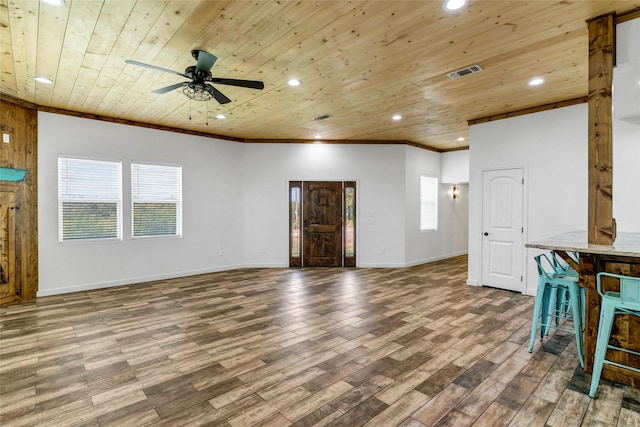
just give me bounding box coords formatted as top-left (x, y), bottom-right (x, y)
top-left (125, 50), bottom-right (264, 104)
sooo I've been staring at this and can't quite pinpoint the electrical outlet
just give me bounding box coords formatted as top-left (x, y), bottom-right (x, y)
top-left (2, 133), bottom-right (9, 143)
top-left (218, 250), bottom-right (223, 256)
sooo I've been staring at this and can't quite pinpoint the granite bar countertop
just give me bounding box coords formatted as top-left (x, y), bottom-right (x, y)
top-left (525, 230), bottom-right (640, 258)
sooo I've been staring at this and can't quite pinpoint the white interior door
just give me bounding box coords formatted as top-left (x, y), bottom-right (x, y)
top-left (481, 168), bottom-right (524, 292)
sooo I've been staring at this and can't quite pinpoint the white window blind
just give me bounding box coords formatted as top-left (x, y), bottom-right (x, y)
top-left (58, 157), bottom-right (122, 242)
top-left (420, 176), bottom-right (438, 231)
top-left (131, 163), bottom-right (182, 238)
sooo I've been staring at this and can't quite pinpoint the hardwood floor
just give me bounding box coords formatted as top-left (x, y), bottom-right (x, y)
top-left (1, 256), bottom-right (639, 426)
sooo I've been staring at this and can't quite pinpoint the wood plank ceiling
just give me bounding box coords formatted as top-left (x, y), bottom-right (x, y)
top-left (1, 0), bottom-right (638, 151)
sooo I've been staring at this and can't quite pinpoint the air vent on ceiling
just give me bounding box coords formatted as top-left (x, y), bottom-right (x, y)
top-left (447, 64), bottom-right (484, 80)
top-left (313, 114), bottom-right (332, 121)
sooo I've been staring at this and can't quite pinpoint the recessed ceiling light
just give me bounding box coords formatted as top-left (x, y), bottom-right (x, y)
top-left (216, 114), bottom-right (226, 120)
top-left (443, 0), bottom-right (468, 11)
top-left (392, 114), bottom-right (402, 121)
top-left (34, 76), bottom-right (54, 84)
top-left (42, 0), bottom-right (65, 5)
top-left (457, 137), bottom-right (465, 142)
top-left (314, 134), bottom-right (322, 139)
top-left (529, 77), bottom-right (545, 86)
top-left (288, 79), bottom-right (301, 87)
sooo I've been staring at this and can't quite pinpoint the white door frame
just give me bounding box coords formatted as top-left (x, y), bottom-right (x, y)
top-left (480, 165), bottom-right (528, 293)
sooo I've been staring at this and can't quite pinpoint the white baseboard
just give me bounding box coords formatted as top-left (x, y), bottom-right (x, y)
top-left (466, 279), bottom-right (479, 286)
top-left (242, 263), bottom-right (289, 269)
top-left (404, 251), bottom-right (468, 267)
top-left (36, 253), bottom-right (471, 297)
top-left (359, 251), bottom-right (468, 268)
top-left (36, 264), bottom-right (245, 297)
top-left (525, 287), bottom-right (537, 297)
top-left (357, 262), bottom-right (410, 268)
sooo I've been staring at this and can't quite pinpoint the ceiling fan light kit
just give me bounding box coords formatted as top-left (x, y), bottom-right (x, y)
top-left (182, 84), bottom-right (213, 102)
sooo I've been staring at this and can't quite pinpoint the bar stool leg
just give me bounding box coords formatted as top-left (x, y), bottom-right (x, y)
top-left (568, 283), bottom-right (584, 368)
top-left (589, 298), bottom-right (617, 398)
top-left (529, 278), bottom-right (549, 352)
top-left (546, 285), bottom-right (559, 334)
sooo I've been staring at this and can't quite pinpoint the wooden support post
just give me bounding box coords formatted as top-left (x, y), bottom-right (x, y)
top-left (587, 13), bottom-right (616, 245)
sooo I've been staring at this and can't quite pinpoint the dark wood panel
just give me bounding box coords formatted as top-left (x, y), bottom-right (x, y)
top-left (303, 181), bottom-right (343, 267)
top-left (0, 188), bottom-right (18, 305)
top-left (580, 253), bottom-right (640, 388)
top-left (0, 98), bottom-right (38, 304)
top-left (587, 13), bottom-right (615, 245)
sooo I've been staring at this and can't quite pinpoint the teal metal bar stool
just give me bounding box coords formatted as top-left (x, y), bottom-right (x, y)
top-left (528, 253), bottom-right (584, 368)
top-left (550, 250), bottom-right (584, 322)
top-left (589, 272), bottom-right (640, 398)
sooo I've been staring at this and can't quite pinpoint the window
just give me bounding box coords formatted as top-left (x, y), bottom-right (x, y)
top-left (344, 181), bottom-right (356, 267)
top-left (131, 163), bottom-right (182, 238)
top-left (289, 181), bottom-right (302, 267)
top-left (420, 176), bottom-right (438, 231)
top-left (58, 157), bottom-right (122, 241)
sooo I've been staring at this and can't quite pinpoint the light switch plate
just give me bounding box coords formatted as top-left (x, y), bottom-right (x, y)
top-left (2, 133), bottom-right (9, 143)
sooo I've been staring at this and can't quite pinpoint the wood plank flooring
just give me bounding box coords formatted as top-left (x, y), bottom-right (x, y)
top-left (1, 256), bottom-right (639, 426)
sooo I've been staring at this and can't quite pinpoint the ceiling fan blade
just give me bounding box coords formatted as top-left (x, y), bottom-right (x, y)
top-left (152, 82), bottom-right (189, 94)
top-left (125, 60), bottom-right (188, 78)
top-left (205, 84), bottom-right (231, 104)
top-left (209, 78), bottom-right (265, 90)
top-left (195, 50), bottom-right (217, 74)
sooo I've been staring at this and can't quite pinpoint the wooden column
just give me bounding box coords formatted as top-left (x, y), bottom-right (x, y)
top-left (0, 96), bottom-right (38, 304)
top-left (587, 13), bottom-right (615, 245)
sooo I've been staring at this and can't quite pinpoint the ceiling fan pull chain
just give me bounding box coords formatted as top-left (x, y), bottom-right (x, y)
top-left (189, 99), bottom-right (192, 120)
top-left (206, 101), bottom-right (209, 126)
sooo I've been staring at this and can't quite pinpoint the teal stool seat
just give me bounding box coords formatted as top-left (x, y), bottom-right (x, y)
top-left (528, 254), bottom-right (584, 368)
top-left (550, 250), bottom-right (579, 277)
top-left (589, 272), bottom-right (640, 398)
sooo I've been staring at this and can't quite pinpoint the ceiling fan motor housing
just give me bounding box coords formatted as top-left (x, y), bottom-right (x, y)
top-left (184, 65), bottom-right (211, 82)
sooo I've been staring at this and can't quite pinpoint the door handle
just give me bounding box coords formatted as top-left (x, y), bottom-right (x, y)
top-left (484, 232), bottom-right (489, 236)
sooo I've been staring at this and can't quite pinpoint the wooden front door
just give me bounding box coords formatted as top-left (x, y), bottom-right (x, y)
top-left (0, 189), bottom-right (19, 305)
top-left (303, 181), bottom-right (343, 267)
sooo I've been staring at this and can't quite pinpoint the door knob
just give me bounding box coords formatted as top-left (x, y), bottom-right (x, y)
top-left (484, 232), bottom-right (489, 236)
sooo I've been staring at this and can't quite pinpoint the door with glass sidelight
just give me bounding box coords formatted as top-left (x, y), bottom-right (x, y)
top-left (289, 181), bottom-right (356, 267)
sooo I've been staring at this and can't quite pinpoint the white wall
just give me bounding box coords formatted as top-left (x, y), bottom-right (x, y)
top-left (468, 104), bottom-right (589, 294)
top-left (613, 17), bottom-right (640, 231)
top-left (39, 115), bottom-right (470, 295)
top-left (613, 119), bottom-right (640, 231)
top-left (441, 150), bottom-right (470, 184)
top-left (242, 143), bottom-right (409, 267)
top-left (405, 146), bottom-right (469, 265)
top-left (38, 112), bottom-right (246, 296)
top-left (613, 18), bottom-right (640, 125)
